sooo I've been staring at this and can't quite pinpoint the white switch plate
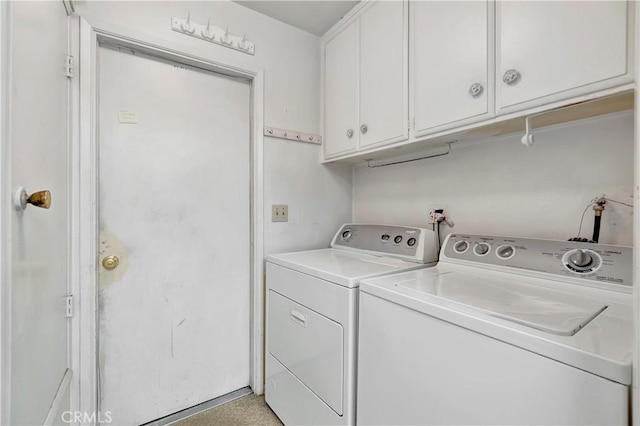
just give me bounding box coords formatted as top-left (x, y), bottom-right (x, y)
top-left (272, 204), bottom-right (288, 222)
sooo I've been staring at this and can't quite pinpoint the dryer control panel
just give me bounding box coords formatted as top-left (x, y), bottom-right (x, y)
top-left (442, 234), bottom-right (632, 288)
top-left (331, 224), bottom-right (438, 264)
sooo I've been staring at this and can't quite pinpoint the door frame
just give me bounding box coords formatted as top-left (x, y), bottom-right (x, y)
top-left (0, 1), bottom-right (11, 424)
top-left (69, 17), bottom-right (265, 420)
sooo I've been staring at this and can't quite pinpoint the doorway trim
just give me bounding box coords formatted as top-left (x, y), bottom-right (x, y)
top-left (0, 2), bottom-right (11, 424)
top-left (69, 17), bottom-right (265, 419)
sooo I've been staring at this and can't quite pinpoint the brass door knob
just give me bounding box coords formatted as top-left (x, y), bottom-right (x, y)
top-left (102, 255), bottom-right (120, 270)
top-left (14, 187), bottom-right (51, 211)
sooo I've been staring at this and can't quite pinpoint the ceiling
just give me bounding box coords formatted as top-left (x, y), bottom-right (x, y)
top-left (234, 1), bottom-right (360, 36)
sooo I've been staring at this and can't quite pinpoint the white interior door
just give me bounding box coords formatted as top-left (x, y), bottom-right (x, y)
top-left (97, 46), bottom-right (251, 425)
top-left (9, 2), bottom-right (70, 425)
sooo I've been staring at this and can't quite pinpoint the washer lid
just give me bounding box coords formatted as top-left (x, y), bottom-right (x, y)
top-left (398, 271), bottom-right (608, 336)
top-left (267, 248), bottom-right (424, 288)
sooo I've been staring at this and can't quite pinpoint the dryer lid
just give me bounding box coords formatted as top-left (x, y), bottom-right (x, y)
top-left (397, 271), bottom-right (608, 336)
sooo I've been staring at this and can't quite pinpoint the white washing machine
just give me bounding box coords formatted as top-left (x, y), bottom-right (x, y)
top-left (358, 233), bottom-right (633, 425)
top-left (265, 224), bottom-right (439, 425)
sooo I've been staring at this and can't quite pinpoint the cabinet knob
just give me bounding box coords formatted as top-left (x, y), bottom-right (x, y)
top-left (468, 82), bottom-right (484, 97)
top-left (346, 129), bottom-right (354, 139)
top-left (502, 69), bottom-right (521, 85)
top-left (360, 124), bottom-right (368, 134)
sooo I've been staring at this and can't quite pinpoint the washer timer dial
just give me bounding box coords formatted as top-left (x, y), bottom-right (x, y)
top-left (562, 249), bottom-right (602, 274)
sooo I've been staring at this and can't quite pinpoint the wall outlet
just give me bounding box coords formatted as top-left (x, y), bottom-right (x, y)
top-left (428, 204), bottom-right (447, 222)
top-left (272, 204), bottom-right (288, 222)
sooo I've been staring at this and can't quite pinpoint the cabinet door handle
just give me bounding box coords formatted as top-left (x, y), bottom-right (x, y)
top-left (502, 69), bottom-right (521, 85)
top-left (346, 129), bottom-right (354, 139)
top-left (468, 82), bottom-right (484, 97)
top-left (360, 124), bottom-right (368, 134)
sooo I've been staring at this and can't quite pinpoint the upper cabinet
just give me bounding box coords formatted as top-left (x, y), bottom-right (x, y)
top-left (324, 1), bottom-right (408, 159)
top-left (359, 1), bottom-right (408, 149)
top-left (322, 0), bottom-right (633, 163)
top-left (325, 23), bottom-right (359, 157)
top-left (497, 1), bottom-right (632, 113)
top-left (412, 1), bottom-right (492, 136)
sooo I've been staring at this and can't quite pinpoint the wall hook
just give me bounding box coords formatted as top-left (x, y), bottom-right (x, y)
top-left (521, 115), bottom-right (534, 147)
top-left (181, 12), bottom-right (195, 34)
top-left (239, 33), bottom-right (249, 50)
top-left (201, 18), bottom-right (214, 40)
top-left (221, 26), bottom-right (232, 45)
top-left (14, 187), bottom-right (51, 211)
top-left (171, 15), bottom-right (255, 55)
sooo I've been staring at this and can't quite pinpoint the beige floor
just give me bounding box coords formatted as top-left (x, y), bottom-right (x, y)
top-left (173, 394), bottom-right (283, 426)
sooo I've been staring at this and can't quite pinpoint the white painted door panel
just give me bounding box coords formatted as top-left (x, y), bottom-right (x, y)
top-left (412, 1), bottom-right (490, 135)
top-left (497, 1), bottom-right (629, 112)
top-left (359, 1), bottom-right (407, 148)
top-left (9, 2), bottom-right (70, 424)
top-left (325, 23), bottom-right (358, 158)
top-left (98, 46), bottom-right (250, 425)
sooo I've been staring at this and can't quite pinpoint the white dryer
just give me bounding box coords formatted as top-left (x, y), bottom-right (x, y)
top-left (265, 224), bottom-right (438, 425)
top-left (357, 233), bottom-right (633, 425)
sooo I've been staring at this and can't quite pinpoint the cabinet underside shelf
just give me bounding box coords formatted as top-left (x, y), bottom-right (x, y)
top-left (324, 88), bottom-right (634, 165)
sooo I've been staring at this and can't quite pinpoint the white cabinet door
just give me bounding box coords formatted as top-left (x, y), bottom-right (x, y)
top-left (497, 1), bottom-right (630, 113)
top-left (324, 22), bottom-right (358, 158)
top-left (359, 1), bottom-right (408, 149)
top-left (412, 1), bottom-right (491, 136)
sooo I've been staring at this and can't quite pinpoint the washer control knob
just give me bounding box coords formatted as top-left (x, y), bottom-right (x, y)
top-left (474, 243), bottom-right (490, 256)
top-left (381, 234), bottom-right (390, 241)
top-left (407, 237), bottom-right (417, 247)
top-left (341, 229), bottom-right (353, 241)
top-left (453, 240), bottom-right (469, 253)
top-left (496, 245), bottom-right (515, 259)
top-left (569, 249), bottom-right (593, 268)
top-left (563, 249), bottom-right (601, 274)
top-left (394, 235), bottom-right (403, 244)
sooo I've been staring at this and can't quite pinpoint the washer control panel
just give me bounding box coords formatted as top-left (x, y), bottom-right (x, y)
top-left (331, 224), bottom-right (438, 264)
top-left (443, 234), bottom-right (632, 287)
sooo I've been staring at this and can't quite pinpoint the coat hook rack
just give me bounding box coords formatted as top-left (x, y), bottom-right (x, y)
top-left (172, 15), bottom-right (255, 55)
top-left (264, 127), bottom-right (322, 145)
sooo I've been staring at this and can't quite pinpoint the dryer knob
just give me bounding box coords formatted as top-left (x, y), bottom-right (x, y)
top-left (453, 240), bottom-right (468, 253)
top-left (474, 243), bottom-right (490, 256)
top-left (496, 245), bottom-right (515, 259)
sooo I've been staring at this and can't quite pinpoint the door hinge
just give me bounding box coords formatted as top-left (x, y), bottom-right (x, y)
top-left (65, 55), bottom-right (74, 78)
top-left (65, 295), bottom-right (74, 318)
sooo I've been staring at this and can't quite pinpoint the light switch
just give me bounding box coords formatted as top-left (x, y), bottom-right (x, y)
top-left (272, 204), bottom-right (288, 222)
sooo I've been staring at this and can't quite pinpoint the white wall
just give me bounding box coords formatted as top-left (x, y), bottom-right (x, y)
top-left (353, 112), bottom-right (634, 246)
top-left (74, 1), bottom-right (353, 255)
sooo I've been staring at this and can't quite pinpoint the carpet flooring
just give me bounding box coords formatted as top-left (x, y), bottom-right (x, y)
top-left (173, 394), bottom-right (283, 426)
